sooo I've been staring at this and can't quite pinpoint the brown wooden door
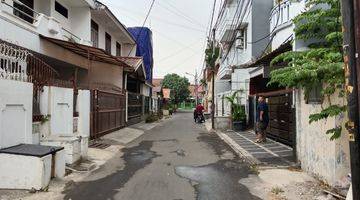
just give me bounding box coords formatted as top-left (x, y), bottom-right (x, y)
top-left (90, 90), bottom-right (126, 139)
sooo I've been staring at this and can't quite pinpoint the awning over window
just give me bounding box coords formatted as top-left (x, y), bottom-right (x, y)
top-left (40, 35), bottom-right (132, 71)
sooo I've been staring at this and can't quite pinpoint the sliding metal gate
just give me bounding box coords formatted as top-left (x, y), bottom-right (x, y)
top-left (266, 91), bottom-right (296, 146)
top-left (90, 90), bottom-right (126, 139)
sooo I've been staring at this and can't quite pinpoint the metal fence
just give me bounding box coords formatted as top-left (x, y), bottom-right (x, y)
top-left (90, 89), bottom-right (126, 139)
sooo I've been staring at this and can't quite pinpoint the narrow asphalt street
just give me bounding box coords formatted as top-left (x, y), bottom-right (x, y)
top-left (63, 111), bottom-right (261, 200)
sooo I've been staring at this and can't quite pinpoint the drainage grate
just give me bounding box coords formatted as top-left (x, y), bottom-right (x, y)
top-left (89, 142), bottom-right (110, 149)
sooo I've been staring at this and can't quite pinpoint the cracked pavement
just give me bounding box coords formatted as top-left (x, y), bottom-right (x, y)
top-left (62, 111), bottom-right (260, 200)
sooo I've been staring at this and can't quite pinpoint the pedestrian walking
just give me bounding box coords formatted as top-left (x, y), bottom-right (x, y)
top-left (255, 95), bottom-right (269, 143)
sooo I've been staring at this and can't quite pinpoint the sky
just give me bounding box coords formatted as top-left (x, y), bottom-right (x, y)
top-left (99, 0), bottom-right (221, 83)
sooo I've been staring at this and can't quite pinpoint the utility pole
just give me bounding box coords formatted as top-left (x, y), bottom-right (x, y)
top-left (211, 28), bottom-right (216, 130)
top-left (341, 0), bottom-right (360, 198)
top-left (195, 70), bottom-right (199, 105)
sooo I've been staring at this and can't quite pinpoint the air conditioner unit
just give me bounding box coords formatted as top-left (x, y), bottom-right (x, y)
top-left (235, 31), bottom-right (244, 49)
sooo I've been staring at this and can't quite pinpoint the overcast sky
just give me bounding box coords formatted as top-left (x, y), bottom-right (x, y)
top-left (99, 0), bottom-right (221, 83)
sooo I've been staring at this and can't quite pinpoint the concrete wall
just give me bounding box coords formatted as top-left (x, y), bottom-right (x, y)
top-left (49, 86), bottom-right (74, 135)
top-left (215, 91), bottom-right (232, 117)
top-left (295, 89), bottom-right (350, 185)
top-left (77, 90), bottom-right (90, 137)
top-left (251, 0), bottom-right (273, 58)
top-left (0, 79), bottom-right (33, 149)
top-left (215, 116), bottom-right (231, 130)
top-left (0, 153), bottom-right (52, 190)
top-left (215, 80), bottom-right (231, 94)
top-left (81, 60), bottom-right (124, 89)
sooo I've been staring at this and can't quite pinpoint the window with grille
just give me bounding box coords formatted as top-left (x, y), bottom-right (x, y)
top-left (55, 1), bottom-right (68, 18)
top-left (116, 42), bottom-right (121, 56)
top-left (307, 83), bottom-right (322, 104)
top-left (91, 20), bottom-right (99, 47)
top-left (13, 0), bottom-right (34, 23)
top-left (105, 32), bottom-right (112, 54)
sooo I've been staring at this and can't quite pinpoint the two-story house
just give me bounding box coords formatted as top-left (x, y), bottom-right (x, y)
top-left (0, 0), bottom-right (146, 190)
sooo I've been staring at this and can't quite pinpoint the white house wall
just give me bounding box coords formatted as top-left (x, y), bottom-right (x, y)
top-left (70, 7), bottom-right (91, 43)
top-left (92, 18), bottom-right (135, 57)
top-left (295, 90), bottom-right (350, 185)
top-left (77, 90), bottom-right (90, 137)
top-left (270, 0), bottom-right (305, 49)
top-left (0, 79), bottom-right (33, 149)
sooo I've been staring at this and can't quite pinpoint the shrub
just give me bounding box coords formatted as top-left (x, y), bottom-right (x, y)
top-left (145, 114), bottom-right (159, 123)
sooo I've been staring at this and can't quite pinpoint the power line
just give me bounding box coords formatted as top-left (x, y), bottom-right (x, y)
top-left (157, 1), bottom-right (206, 29)
top-left (105, 2), bottom-right (207, 33)
top-left (258, 4), bottom-right (283, 58)
top-left (248, 4), bottom-right (281, 45)
top-left (127, 0), bottom-right (156, 56)
top-left (157, 39), bottom-right (203, 63)
top-left (209, 0), bottom-right (217, 39)
top-left (222, 0), bottom-right (252, 60)
top-left (151, 29), bottom-right (198, 53)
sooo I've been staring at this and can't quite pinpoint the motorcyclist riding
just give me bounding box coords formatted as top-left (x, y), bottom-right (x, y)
top-left (194, 103), bottom-right (205, 123)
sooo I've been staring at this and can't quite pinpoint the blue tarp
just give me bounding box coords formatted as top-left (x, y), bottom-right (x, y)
top-left (127, 27), bottom-right (153, 82)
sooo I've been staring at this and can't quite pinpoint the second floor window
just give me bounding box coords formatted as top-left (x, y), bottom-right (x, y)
top-left (55, 1), bottom-right (68, 18)
top-left (13, 0), bottom-right (34, 24)
top-left (116, 42), bottom-right (121, 56)
top-left (91, 20), bottom-right (99, 47)
top-left (105, 32), bottom-right (112, 54)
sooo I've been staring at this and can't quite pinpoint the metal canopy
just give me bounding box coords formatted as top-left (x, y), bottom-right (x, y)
top-left (40, 35), bottom-right (132, 71)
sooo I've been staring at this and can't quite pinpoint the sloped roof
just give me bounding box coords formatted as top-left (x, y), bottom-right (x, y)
top-left (40, 35), bottom-right (132, 71)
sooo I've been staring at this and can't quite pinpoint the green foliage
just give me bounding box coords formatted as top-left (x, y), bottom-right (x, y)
top-left (145, 114), bottom-right (159, 123)
top-left (326, 126), bottom-right (342, 140)
top-left (200, 78), bottom-right (207, 86)
top-left (205, 42), bottom-right (220, 68)
top-left (309, 105), bottom-right (346, 123)
top-left (269, 0), bottom-right (345, 140)
top-left (225, 91), bottom-right (246, 122)
top-left (162, 73), bottom-right (190, 105)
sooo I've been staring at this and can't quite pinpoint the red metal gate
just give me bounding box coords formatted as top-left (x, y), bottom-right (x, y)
top-left (90, 89), bottom-right (126, 139)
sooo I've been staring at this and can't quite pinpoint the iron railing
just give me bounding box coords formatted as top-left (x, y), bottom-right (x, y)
top-left (1, 0), bottom-right (40, 24)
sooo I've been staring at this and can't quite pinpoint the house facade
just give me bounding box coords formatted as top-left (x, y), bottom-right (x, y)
top-left (0, 0), bottom-right (152, 190)
top-left (213, 0), bottom-right (351, 186)
top-left (213, 0), bottom-right (273, 129)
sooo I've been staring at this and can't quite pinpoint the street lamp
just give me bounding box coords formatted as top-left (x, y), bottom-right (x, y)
top-left (186, 71), bottom-right (199, 105)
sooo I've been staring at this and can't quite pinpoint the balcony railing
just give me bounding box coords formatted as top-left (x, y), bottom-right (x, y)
top-left (270, 0), bottom-right (305, 33)
top-left (0, 0), bottom-right (92, 46)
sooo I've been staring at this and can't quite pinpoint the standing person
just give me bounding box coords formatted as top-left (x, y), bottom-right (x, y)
top-left (255, 95), bottom-right (269, 143)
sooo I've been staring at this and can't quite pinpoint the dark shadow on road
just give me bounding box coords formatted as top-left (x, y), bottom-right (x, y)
top-left (62, 140), bottom-right (160, 200)
top-left (173, 132), bottom-right (262, 200)
top-left (175, 159), bottom-right (262, 200)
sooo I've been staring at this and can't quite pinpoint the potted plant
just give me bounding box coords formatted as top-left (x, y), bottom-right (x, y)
top-left (226, 91), bottom-right (247, 131)
top-left (231, 104), bottom-right (247, 131)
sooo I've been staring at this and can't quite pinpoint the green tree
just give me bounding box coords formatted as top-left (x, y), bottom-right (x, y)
top-left (162, 73), bottom-right (190, 105)
top-left (268, 0), bottom-right (344, 140)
